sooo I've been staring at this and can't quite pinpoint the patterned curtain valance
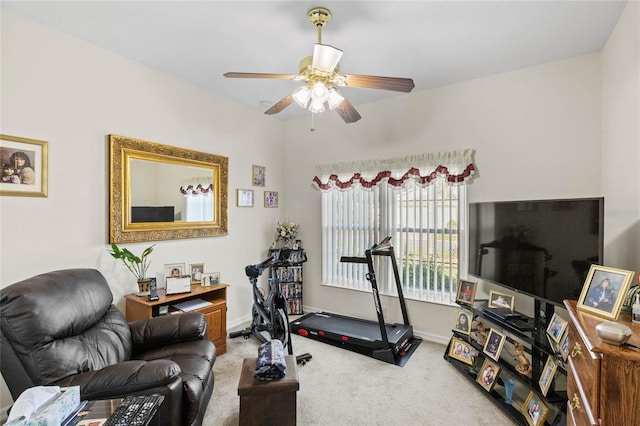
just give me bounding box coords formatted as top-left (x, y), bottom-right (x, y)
top-left (179, 184), bottom-right (214, 195)
top-left (312, 149), bottom-right (476, 191)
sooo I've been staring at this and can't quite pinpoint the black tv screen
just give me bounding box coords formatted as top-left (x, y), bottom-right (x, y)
top-left (468, 197), bottom-right (604, 307)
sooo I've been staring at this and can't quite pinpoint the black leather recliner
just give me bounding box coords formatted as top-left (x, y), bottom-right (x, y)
top-left (0, 268), bottom-right (216, 426)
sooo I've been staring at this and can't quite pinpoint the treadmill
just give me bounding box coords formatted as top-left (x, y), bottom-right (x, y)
top-left (290, 237), bottom-right (422, 366)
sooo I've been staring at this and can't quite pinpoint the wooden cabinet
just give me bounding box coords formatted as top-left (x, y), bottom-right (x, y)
top-left (564, 300), bottom-right (640, 426)
top-left (125, 284), bottom-right (227, 355)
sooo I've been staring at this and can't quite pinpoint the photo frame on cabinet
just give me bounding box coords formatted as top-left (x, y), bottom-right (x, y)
top-left (476, 358), bottom-right (501, 392)
top-left (488, 290), bottom-right (514, 310)
top-left (456, 279), bottom-right (477, 306)
top-left (264, 191), bottom-right (279, 208)
top-left (189, 263), bottom-right (205, 284)
top-left (448, 337), bottom-right (474, 365)
top-left (237, 189), bottom-right (254, 207)
top-left (577, 265), bottom-right (634, 320)
top-left (0, 134), bottom-right (48, 197)
top-left (453, 309), bottom-right (472, 335)
top-left (164, 263), bottom-right (186, 281)
top-left (545, 312), bottom-right (568, 344)
top-left (252, 165), bottom-right (265, 187)
top-left (522, 391), bottom-right (549, 426)
top-left (483, 328), bottom-right (506, 361)
top-left (202, 272), bottom-right (220, 286)
top-left (538, 356), bottom-right (558, 397)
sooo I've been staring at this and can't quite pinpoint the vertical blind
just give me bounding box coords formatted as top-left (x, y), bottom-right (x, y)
top-left (313, 150), bottom-right (476, 304)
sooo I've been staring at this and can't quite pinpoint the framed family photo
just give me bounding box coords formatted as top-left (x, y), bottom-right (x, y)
top-left (453, 309), bottom-right (472, 335)
top-left (202, 271), bottom-right (220, 286)
top-left (264, 191), bottom-right (279, 208)
top-left (237, 189), bottom-right (254, 207)
top-left (476, 359), bottom-right (501, 392)
top-left (545, 312), bottom-right (568, 344)
top-left (522, 391), bottom-right (549, 426)
top-left (456, 279), bottom-right (477, 306)
top-left (164, 263), bottom-right (186, 280)
top-left (577, 265), bottom-right (635, 320)
top-left (559, 332), bottom-right (570, 361)
top-left (252, 165), bottom-right (265, 187)
top-left (189, 263), bottom-right (205, 284)
top-left (483, 328), bottom-right (506, 361)
top-left (448, 337), bottom-right (474, 365)
top-left (488, 290), bottom-right (515, 310)
top-left (0, 134), bottom-right (48, 197)
top-left (538, 355), bottom-right (558, 397)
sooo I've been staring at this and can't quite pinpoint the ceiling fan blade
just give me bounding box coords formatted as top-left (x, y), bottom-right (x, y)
top-left (312, 44), bottom-right (343, 73)
top-left (224, 72), bottom-right (297, 80)
top-left (264, 94), bottom-right (294, 115)
top-left (335, 97), bottom-right (361, 123)
top-left (343, 74), bottom-right (415, 92)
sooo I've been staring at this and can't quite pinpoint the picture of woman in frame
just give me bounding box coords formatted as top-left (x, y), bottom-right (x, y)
top-left (476, 359), bottom-right (501, 392)
top-left (577, 265), bottom-right (634, 320)
top-left (483, 328), bottom-right (506, 361)
top-left (522, 391), bottom-right (549, 426)
top-left (453, 309), bottom-right (472, 335)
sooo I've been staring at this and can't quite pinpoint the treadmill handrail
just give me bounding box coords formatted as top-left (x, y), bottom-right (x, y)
top-left (340, 256), bottom-right (367, 264)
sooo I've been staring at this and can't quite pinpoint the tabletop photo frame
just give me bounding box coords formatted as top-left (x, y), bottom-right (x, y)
top-left (448, 337), bottom-right (474, 365)
top-left (453, 309), bottom-right (472, 335)
top-left (577, 264), bottom-right (634, 320)
top-left (545, 312), bottom-right (568, 344)
top-left (483, 328), bottom-right (506, 361)
top-left (488, 290), bottom-right (515, 310)
top-left (476, 358), bottom-right (501, 392)
top-left (538, 355), bottom-right (558, 397)
top-left (456, 279), bottom-right (477, 306)
top-left (522, 391), bottom-right (549, 426)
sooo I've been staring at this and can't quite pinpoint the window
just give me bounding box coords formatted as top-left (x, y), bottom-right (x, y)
top-left (314, 151), bottom-right (475, 305)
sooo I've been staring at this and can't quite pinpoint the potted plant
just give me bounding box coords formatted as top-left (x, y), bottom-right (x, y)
top-left (108, 243), bottom-right (155, 293)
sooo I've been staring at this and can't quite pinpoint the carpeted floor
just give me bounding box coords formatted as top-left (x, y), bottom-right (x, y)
top-left (203, 331), bottom-right (516, 426)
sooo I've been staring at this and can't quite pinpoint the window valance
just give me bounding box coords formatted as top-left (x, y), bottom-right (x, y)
top-left (312, 149), bottom-right (476, 191)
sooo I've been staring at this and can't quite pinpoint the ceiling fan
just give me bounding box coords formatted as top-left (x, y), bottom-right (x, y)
top-left (224, 7), bottom-right (415, 124)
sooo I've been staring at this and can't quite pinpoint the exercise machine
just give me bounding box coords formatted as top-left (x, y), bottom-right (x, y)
top-left (229, 249), bottom-right (312, 365)
top-left (290, 237), bottom-right (421, 366)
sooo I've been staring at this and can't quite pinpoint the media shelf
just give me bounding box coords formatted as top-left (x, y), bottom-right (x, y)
top-left (444, 299), bottom-right (567, 426)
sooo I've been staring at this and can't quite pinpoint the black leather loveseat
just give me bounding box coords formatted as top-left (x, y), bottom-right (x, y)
top-left (0, 268), bottom-right (216, 425)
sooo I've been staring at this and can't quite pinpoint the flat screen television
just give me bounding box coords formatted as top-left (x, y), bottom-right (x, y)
top-left (468, 197), bottom-right (604, 307)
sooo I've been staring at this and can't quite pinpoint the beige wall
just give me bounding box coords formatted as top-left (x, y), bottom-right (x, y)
top-left (1, 2), bottom-right (638, 410)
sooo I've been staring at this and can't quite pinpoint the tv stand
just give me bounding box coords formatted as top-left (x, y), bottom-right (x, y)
top-left (444, 298), bottom-right (567, 425)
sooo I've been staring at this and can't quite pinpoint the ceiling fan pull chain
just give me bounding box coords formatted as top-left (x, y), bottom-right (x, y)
top-left (310, 113), bottom-right (316, 132)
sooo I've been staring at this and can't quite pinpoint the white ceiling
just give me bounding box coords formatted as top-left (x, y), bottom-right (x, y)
top-left (2, 1), bottom-right (627, 121)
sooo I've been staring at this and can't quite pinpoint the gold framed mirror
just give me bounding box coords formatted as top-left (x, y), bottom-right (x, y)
top-left (109, 134), bottom-right (228, 243)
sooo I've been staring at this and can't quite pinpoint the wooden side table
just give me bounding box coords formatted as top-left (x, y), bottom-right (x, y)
top-left (238, 355), bottom-right (299, 426)
top-left (125, 284), bottom-right (227, 354)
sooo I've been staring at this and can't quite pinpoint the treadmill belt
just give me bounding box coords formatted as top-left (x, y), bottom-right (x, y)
top-left (296, 312), bottom-right (407, 344)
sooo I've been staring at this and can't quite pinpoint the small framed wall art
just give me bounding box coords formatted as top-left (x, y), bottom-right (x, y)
top-left (0, 134), bottom-right (48, 197)
top-left (264, 191), bottom-right (279, 208)
top-left (252, 165), bottom-right (265, 187)
top-left (577, 264), bottom-right (634, 320)
top-left (237, 189), bottom-right (254, 207)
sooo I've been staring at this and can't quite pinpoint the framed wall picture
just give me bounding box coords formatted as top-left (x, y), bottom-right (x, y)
top-left (545, 312), bottom-right (568, 344)
top-left (189, 263), bottom-right (205, 284)
top-left (453, 309), bottom-right (472, 335)
top-left (488, 290), bottom-right (515, 310)
top-left (0, 134), bottom-right (48, 197)
top-left (476, 358), bottom-right (501, 392)
top-left (456, 279), bottom-right (477, 306)
top-left (252, 165), bottom-right (265, 187)
top-left (237, 189), bottom-right (254, 207)
top-left (522, 391), bottom-right (549, 426)
top-left (447, 337), bottom-right (474, 365)
top-left (577, 264), bottom-right (634, 320)
top-left (164, 263), bottom-right (186, 281)
top-left (264, 191), bottom-right (279, 208)
top-left (538, 355), bottom-right (558, 397)
top-left (483, 328), bottom-right (506, 361)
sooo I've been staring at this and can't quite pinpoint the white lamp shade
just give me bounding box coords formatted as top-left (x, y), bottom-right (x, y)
top-left (309, 100), bottom-right (326, 114)
top-left (312, 44), bottom-right (343, 73)
top-left (292, 86), bottom-right (311, 108)
top-left (310, 82), bottom-right (329, 103)
top-left (327, 87), bottom-right (344, 110)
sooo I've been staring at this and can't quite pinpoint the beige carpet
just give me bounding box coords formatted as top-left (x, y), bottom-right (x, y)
top-left (203, 332), bottom-right (516, 426)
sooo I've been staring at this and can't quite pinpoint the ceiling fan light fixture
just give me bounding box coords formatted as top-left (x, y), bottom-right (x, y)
top-left (308, 99), bottom-right (326, 114)
top-left (292, 86), bottom-right (311, 108)
top-left (310, 82), bottom-right (329, 102)
top-left (312, 44), bottom-right (343, 73)
top-left (327, 87), bottom-right (344, 110)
